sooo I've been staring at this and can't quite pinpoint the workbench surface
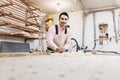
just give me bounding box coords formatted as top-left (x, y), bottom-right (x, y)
top-left (0, 52), bottom-right (120, 80)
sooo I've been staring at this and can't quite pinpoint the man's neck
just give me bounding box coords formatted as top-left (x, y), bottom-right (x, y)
top-left (59, 24), bottom-right (65, 29)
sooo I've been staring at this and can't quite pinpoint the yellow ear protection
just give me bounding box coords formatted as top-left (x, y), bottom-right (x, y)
top-left (45, 15), bottom-right (53, 27)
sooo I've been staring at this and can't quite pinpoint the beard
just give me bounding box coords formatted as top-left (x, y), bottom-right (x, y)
top-left (60, 22), bottom-right (66, 28)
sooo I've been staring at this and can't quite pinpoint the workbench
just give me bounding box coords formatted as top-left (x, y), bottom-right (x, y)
top-left (0, 51), bottom-right (120, 80)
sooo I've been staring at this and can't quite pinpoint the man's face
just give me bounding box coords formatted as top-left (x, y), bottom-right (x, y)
top-left (59, 15), bottom-right (68, 27)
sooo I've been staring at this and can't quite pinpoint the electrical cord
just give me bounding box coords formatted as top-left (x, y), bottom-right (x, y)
top-left (71, 38), bottom-right (80, 52)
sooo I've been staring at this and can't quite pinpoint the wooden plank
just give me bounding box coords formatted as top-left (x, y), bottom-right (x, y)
top-left (0, 31), bottom-right (46, 40)
top-left (0, 31), bottom-right (43, 39)
top-left (0, 1), bottom-right (13, 7)
top-left (0, 20), bottom-right (45, 33)
top-left (0, 11), bottom-right (41, 27)
top-left (0, 31), bottom-right (11, 35)
top-left (0, 52), bottom-right (50, 57)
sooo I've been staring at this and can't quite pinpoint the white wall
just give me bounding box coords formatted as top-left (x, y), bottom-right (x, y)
top-left (85, 9), bottom-right (120, 52)
top-left (84, 13), bottom-right (94, 50)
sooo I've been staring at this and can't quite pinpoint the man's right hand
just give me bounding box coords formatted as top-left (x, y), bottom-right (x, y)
top-left (56, 47), bottom-right (65, 53)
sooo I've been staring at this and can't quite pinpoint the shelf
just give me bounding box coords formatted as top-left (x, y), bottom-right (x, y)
top-left (0, 11), bottom-right (41, 27)
top-left (0, 31), bottom-right (46, 40)
top-left (0, 20), bottom-right (45, 33)
top-left (0, 0), bottom-right (46, 40)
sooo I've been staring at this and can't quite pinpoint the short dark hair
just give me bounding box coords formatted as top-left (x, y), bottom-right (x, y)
top-left (59, 12), bottom-right (69, 19)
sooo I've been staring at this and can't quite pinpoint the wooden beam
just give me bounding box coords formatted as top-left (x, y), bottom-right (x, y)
top-left (0, 22), bottom-right (11, 26)
top-left (0, 2), bottom-right (13, 7)
top-left (0, 20), bottom-right (45, 33)
top-left (27, 15), bottom-right (39, 18)
top-left (0, 30), bottom-right (45, 40)
top-left (0, 11), bottom-right (41, 27)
